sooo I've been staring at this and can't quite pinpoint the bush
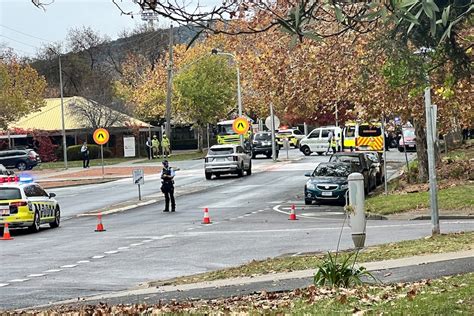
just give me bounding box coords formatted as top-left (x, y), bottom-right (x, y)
top-left (67, 145), bottom-right (113, 161)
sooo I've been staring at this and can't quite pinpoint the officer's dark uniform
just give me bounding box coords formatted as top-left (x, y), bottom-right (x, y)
top-left (161, 160), bottom-right (175, 212)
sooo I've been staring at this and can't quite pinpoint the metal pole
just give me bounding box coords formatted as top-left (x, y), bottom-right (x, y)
top-left (236, 65), bottom-right (243, 147)
top-left (304, 122), bottom-right (308, 136)
top-left (165, 25), bottom-right (173, 147)
top-left (270, 103), bottom-right (276, 161)
top-left (100, 144), bottom-right (104, 180)
top-left (207, 123), bottom-right (210, 150)
top-left (58, 55), bottom-right (68, 169)
top-left (381, 117), bottom-right (388, 195)
top-left (424, 81), bottom-right (439, 235)
top-left (138, 184), bottom-right (142, 201)
top-left (335, 103), bottom-right (339, 127)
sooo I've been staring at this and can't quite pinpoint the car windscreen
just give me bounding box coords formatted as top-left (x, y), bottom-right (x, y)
top-left (0, 188), bottom-right (22, 200)
top-left (208, 148), bottom-right (234, 155)
top-left (217, 124), bottom-right (236, 136)
top-left (359, 125), bottom-right (382, 137)
top-left (278, 131), bottom-right (292, 135)
top-left (345, 126), bottom-right (356, 137)
top-left (330, 155), bottom-right (361, 166)
top-left (403, 129), bottom-right (415, 138)
top-left (255, 134), bottom-right (271, 141)
top-left (313, 164), bottom-right (352, 177)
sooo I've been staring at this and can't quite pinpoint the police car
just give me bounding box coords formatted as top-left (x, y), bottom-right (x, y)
top-left (0, 175), bottom-right (60, 233)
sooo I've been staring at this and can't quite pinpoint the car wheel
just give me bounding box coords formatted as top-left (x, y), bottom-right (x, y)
top-left (305, 199), bottom-right (312, 205)
top-left (317, 152), bottom-right (323, 156)
top-left (237, 165), bottom-right (244, 177)
top-left (247, 162), bottom-right (252, 175)
top-left (398, 147), bottom-right (404, 152)
top-left (301, 146), bottom-right (311, 156)
top-left (28, 211), bottom-right (41, 233)
top-left (252, 153), bottom-right (256, 159)
top-left (266, 153), bottom-right (272, 159)
top-left (49, 207), bottom-right (60, 228)
top-left (16, 161), bottom-right (27, 171)
top-left (205, 172), bottom-right (212, 180)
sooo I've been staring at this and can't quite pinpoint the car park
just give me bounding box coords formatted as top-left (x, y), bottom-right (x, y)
top-left (204, 144), bottom-right (252, 179)
top-left (0, 149), bottom-right (41, 170)
top-left (0, 175), bottom-right (60, 234)
top-left (251, 132), bottom-right (278, 159)
top-left (299, 126), bottom-right (342, 156)
top-left (276, 129), bottom-right (305, 148)
top-left (304, 162), bottom-right (354, 205)
top-left (328, 152), bottom-right (376, 194)
top-left (399, 127), bottom-right (416, 152)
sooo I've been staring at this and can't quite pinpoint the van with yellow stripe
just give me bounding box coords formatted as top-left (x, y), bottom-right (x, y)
top-left (356, 122), bottom-right (384, 152)
top-left (0, 175), bottom-right (60, 234)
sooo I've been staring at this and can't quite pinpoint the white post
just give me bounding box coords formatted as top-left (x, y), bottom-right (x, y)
top-left (304, 122), bottom-right (308, 136)
top-left (348, 172), bottom-right (366, 248)
top-left (58, 55), bottom-right (68, 169)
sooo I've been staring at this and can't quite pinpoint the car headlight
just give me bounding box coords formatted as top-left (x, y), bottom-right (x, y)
top-left (340, 184), bottom-right (348, 190)
top-left (306, 182), bottom-right (316, 190)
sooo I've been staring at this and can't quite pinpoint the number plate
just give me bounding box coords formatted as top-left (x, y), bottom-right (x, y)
top-left (322, 191), bottom-right (332, 196)
top-left (0, 207), bottom-right (10, 216)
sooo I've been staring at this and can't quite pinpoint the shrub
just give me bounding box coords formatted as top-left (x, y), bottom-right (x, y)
top-left (67, 144), bottom-right (113, 161)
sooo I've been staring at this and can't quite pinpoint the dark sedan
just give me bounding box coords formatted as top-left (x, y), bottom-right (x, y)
top-left (329, 152), bottom-right (376, 194)
top-left (304, 162), bottom-right (355, 205)
top-left (251, 132), bottom-right (278, 159)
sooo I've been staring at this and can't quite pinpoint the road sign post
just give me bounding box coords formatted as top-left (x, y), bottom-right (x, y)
top-left (133, 169), bottom-right (145, 201)
top-left (93, 128), bottom-right (110, 179)
top-left (232, 117), bottom-right (250, 148)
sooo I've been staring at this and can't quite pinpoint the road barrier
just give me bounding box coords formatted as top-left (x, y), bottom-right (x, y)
top-left (1, 223), bottom-right (13, 240)
top-left (94, 213), bottom-right (106, 232)
top-left (288, 204), bottom-right (297, 220)
top-left (202, 208), bottom-right (211, 224)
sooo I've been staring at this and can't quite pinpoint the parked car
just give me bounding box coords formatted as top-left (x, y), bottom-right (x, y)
top-left (362, 151), bottom-right (384, 186)
top-left (204, 144), bottom-right (252, 179)
top-left (299, 126), bottom-right (342, 156)
top-left (304, 162), bottom-right (355, 205)
top-left (0, 149), bottom-right (41, 171)
top-left (328, 152), bottom-right (376, 194)
top-left (251, 132), bottom-right (278, 159)
top-left (398, 127), bottom-right (416, 152)
top-left (276, 129), bottom-right (305, 148)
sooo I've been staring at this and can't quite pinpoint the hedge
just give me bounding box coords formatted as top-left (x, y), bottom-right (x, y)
top-left (66, 145), bottom-right (113, 161)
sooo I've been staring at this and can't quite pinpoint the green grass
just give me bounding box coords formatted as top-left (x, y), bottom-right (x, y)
top-left (366, 184), bottom-right (474, 215)
top-left (134, 150), bottom-right (206, 163)
top-left (37, 157), bottom-right (137, 169)
top-left (150, 232), bottom-right (474, 286)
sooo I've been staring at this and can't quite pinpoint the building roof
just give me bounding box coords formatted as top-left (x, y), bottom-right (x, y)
top-left (9, 97), bottom-right (152, 131)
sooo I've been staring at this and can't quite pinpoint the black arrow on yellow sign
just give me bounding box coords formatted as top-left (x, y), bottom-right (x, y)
top-left (98, 133), bottom-right (104, 139)
top-left (238, 122), bottom-right (244, 129)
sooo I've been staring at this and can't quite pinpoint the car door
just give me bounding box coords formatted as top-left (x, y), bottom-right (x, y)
top-left (305, 129), bottom-right (320, 151)
top-left (319, 129), bottom-right (331, 151)
top-left (237, 146), bottom-right (250, 169)
top-left (25, 184), bottom-right (55, 223)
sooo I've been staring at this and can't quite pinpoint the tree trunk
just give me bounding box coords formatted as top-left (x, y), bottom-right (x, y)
top-left (197, 126), bottom-right (204, 153)
top-left (414, 119), bottom-right (429, 183)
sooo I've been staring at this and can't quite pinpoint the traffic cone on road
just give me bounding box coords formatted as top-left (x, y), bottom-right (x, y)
top-left (202, 208), bottom-right (211, 224)
top-left (95, 213), bottom-right (106, 232)
top-left (288, 204), bottom-right (297, 221)
top-left (1, 223), bottom-right (13, 240)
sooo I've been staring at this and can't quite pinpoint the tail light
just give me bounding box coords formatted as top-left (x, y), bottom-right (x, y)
top-left (10, 201), bottom-right (27, 207)
top-left (233, 156), bottom-right (239, 161)
top-left (28, 152), bottom-right (36, 160)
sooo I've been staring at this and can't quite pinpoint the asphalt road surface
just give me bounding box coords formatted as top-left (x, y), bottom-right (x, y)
top-left (3, 149), bottom-right (472, 310)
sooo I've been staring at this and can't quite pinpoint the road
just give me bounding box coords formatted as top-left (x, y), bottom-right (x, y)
top-left (3, 149), bottom-right (471, 310)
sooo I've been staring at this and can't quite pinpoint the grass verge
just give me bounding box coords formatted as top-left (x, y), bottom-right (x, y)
top-left (37, 158), bottom-right (136, 169)
top-left (366, 184), bottom-right (474, 215)
top-left (150, 231), bottom-right (474, 287)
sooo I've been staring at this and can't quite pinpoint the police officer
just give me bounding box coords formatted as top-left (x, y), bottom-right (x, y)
top-left (160, 160), bottom-right (175, 212)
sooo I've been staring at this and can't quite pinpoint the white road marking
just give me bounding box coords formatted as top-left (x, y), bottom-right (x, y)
top-left (92, 255), bottom-right (105, 259)
top-left (27, 274), bottom-right (46, 277)
top-left (273, 205), bottom-right (343, 221)
top-left (237, 216), bottom-right (244, 219)
top-left (0, 283), bottom-right (9, 287)
top-left (130, 243), bottom-right (143, 247)
top-left (142, 240), bottom-right (153, 243)
top-left (77, 260), bottom-right (90, 264)
top-left (44, 269), bottom-right (62, 273)
top-left (213, 222), bottom-right (220, 224)
top-left (243, 214), bottom-right (251, 217)
top-left (8, 279), bottom-right (29, 283)
top-left (104, 250), bottom-right (119, 254)
top-left (60, 264), bottom-right (77, 268)
top-left (117, 247), bottom-right (129, 250)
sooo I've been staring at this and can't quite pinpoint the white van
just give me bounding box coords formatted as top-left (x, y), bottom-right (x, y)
top-left (299, 126), bottom-right (342, 156)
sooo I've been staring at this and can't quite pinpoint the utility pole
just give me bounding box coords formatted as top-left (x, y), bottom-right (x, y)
top-left (58, 54), bottom-right (68, 169)
top-left (335, 103), bottom-right (339, 127)
top-left (165, 25), bottom-right (173, 145)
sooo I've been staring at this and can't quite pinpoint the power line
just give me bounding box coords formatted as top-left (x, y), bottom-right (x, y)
top-left (0, 24), bottom-right (52, 43)
top-left (0, 34), bottom-right (40, 50)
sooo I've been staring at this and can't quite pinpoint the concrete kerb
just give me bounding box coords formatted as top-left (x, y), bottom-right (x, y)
top-left (25, 249), bottom-right (474, 310)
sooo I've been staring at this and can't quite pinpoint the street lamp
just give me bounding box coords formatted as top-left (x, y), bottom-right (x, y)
top-left (211, 48), bottom-right (243, 146)
top-left (49, 49), bottom-right (68, 169)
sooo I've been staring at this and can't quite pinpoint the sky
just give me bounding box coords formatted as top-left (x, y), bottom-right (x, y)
top-left (0, 0), bottom-right (185, 57)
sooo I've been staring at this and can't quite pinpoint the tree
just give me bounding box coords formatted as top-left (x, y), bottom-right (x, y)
top-left (0, 53), bottom-right (47, 130)
top-left (174, 55), bottom-right (237, 151)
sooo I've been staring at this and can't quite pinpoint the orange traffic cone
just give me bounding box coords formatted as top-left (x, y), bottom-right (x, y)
top-left (1, 223), bottom-right (13, 240)
top-left (95, 213), bottom-right (106, 232)
top-left (202, 208), bottom-right (211, 224)
top-left (288, 204), bottom-right (297, 221)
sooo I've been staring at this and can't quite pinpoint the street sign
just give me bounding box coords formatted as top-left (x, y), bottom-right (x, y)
top-left (265, 115), bottom-right (280, 130)
top-left (93, 128), bottom-right (110, 145)
top-left (133, 169), bottom-right (144, 185)
top-left (232, 117), bottom-right (250, 135)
